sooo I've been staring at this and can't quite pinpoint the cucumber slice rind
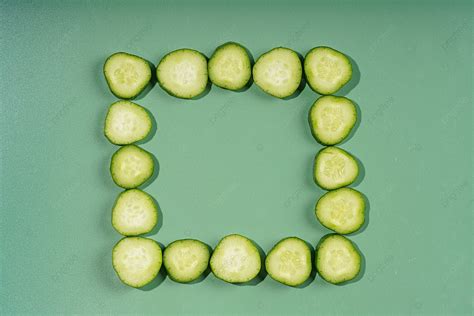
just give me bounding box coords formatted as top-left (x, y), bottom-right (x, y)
top-left (104, 100), bottom-right (152, 145)
top-left (313, 146), bottom-right (359, 190)
top-left (315, 188), bottom-right (365, 234)
top-left (304, 46), bottom-right (352, 95)
top-left (163, 239), bottom-right (210, 283)
top-left (210, 234), bottom-right (262, 284)
top-left (110, 145), bottom-right (155, 189)
top-left (112, 237), bottom-right (162, 288)
top-left (208, 42), bottom-right (252, 91)
top-left (265, 237), bottom-right (312, 287)
top-left (103, 52), bottom-right (152, 99)
top-left (253, 47), bottom-right (302, 98)
top-left (315, 234), bottom-right (361, 284)
top-left (111, 189), bottom-right (158, 236)
top-left (309, 96), bottom-right (357, 145)
top-left (156, 48), bottom-right (208, 99)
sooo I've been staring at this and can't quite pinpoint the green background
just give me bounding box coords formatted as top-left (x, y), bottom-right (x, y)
top-left (1, 0), bottom-right (472, 314)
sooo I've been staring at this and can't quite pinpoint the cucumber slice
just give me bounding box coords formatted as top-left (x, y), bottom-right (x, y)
top-left (110, 145), bottom-right (154, 189)
top-left (156, 49), bottom-right (208, 99)
top-left (253, 47), bottom-right (302, 98)
top-left (112, 237), bottom-right (162, 288)
top-left (314, 146), bottom-right (359, 190)
top-left (315, 234), bottom-right (361, 284)
top-left (112, 189), bottom-right (158, 236)
top-left (210, 234), bottom-right (261, 283)
top-left (265, 237), bottom-right (312, 287)
top-left (304, 47), bottom-right (352, 95)
top-left (103, 52), bottom-right (152, 99)
top-left (104, 100), bottom-right (152, 145)
top-left (309, 96), bottom-right (357, 145)
top-left (315, 188), bottom-right (365, 234)
top-left (163, 239), bottom-right (210, 283)
top-left (208, 42), bottom-right (252, 91)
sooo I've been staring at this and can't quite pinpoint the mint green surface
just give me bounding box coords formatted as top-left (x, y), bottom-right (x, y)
top-left (1, 1), bottom-right (472, 315)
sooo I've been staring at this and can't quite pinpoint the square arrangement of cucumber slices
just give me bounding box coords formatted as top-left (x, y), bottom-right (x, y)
top-left (103, 43), bottom-right (365, 289)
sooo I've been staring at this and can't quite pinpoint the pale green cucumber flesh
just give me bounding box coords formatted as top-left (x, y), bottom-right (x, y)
top-left (104, 100), bottom-right (152, 145)
top-left (309, 95), bottom-right (357, 145)
top-left (210, 234), bottom-right (261, 283)
top-left (316, 234), bottom-right (361, 284)
top-left (103, 52), bottom-right (152, 99)
top-left (110, 145), bottom-right (154, 189)
top-left (304, 46), bottom-right (352, 95)
top-left (316, 188), bottom-right (365, 234)
top-left (208, 42), bottom-right (251, 91)
top-left (156, 49), bottom-right (208, 99)
top-left (314, 146), bottom-right (359, 190)
top-left (265, 237), bottom-right (312, 286)
top-left (112, 189), bottom-right (158, 236)
top-left (253, 47), bottom-right (302, 98)
top-left (163, 239), bottom-right (210, 283)
top-left (112, 237), bottom-right (162, 288)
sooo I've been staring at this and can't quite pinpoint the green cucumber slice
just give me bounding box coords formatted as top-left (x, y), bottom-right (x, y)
top-left (314, 146), bottom-right (359, 190)
top-left (103, 52), bottom-right (152, 99)
top-left (163, 239), bottom-right (210, 283)
top-left (210, 234), bottom-right (261, 283)
top-left (315, 234), bottom-right (361, 284)
top-left (208, 42), bottom-right (252, 91)
top-left (265, 237), bottom-right (312, 286)
top-left (112, 189), bottom-right (158, 236)
top-left (104, 100), bottom-right (152, 145)
top-left (309, 96), bottom-right (357, 145)
top-left (112, 237), bottom-right (162, 288)
top-left (304, 47), bottom-right (352, 95)
top-left (110, 145), bottom-right (154, 189)
top-left (156, 49), bottom-right (208, 99)
top-left (315, 188), bottom-right (365, 234)
top-left (253, 47), bottom-right (302, 98)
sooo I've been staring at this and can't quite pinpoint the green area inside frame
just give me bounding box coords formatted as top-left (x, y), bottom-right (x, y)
top-left (103, 44), bottom-right (366, 289)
